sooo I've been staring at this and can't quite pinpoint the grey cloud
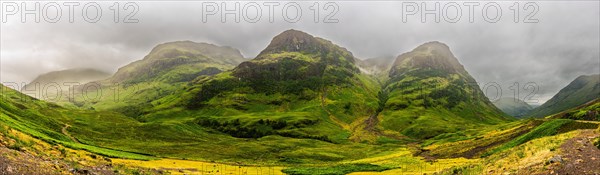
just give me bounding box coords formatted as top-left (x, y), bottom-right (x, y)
top-left (1, 1), bottom-right (598, 105)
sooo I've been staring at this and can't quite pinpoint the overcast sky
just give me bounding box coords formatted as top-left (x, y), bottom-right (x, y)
top-left (1, 1), bottom-right (599, 105)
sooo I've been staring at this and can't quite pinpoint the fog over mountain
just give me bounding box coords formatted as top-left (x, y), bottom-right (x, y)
top-left (1, 1), bottom-right (599, 105)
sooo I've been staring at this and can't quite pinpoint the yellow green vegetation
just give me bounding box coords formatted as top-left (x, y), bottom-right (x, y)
top-left (344, 148), bottom-right (479, 175)
top-left (0, 123), bottom-right (156, 174)
top-left (113, 158), bottom-right (285, 175)
top-left (443, 130), bottom-right (579, 174)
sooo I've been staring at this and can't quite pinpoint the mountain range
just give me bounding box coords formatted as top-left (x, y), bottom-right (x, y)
top-left (1, 29), bottom-right (599, 174)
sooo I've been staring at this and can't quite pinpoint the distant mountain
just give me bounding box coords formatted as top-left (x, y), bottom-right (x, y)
top-left (107, 41), bottom-right (245, 84)
top-left (380, 41), bottom-right (511, 139)
top-left (389, 42), bottom-right (467, 77)
top-left (24, 68), bottom-right (111, 92)
top-left (356, 56), bottom-right (396, 76)
top-left (493, 97), bottom-right (534, 117)
top-left (526, 74), bottom-right (600, 118)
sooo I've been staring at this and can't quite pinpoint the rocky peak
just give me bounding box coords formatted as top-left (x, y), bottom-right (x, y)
top-left (390, 41), bottom-right (466, 77)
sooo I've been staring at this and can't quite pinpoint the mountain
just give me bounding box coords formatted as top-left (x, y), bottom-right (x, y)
top-left (493, 97), bottom-right (534, 117)
top-left (107, 41), bottom-right (245, 84)
top-left (379, 41), bottom-right (511, 139)
top-left (24, 68), bottom-right (110, 90)
top-left (526, 74), bottom-right (600, 118)
top-left (185, 29), bottom-right (364, 107)
top-left (54, 41), bottom-right (246, 113)
top-left (175, 29), bottom-right (380, 142)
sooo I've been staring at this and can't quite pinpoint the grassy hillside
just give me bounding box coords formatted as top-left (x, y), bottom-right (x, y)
top-left (109, 41), bottom-right (245, 84)
top-left (551, 98), bottom-right (600, 121)
top-left (527, 74), bottom-right (600, 118)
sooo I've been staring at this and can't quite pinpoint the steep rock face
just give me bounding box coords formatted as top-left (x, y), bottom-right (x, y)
top-left (527, 74), bottom-right (600, 118)
top-left (108, 41), bottom-right (245, 84)
top-left (380, 41), bottom-right (510, 139)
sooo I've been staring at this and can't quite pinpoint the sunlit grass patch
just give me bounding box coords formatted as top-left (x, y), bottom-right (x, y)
top-left (283, 163), bottom-right (391, 175)
top-left (481, 130), bottom-right (578, 174)
top-left (113, 158), bottom-right (285, 175)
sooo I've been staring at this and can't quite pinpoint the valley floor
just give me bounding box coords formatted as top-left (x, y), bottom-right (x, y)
top-left (1, 117), bottom-right (599, 175)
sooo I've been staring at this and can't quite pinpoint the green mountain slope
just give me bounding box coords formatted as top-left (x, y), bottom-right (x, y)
top-left (0, 84), bottom-right (155, 160)
top-left (493, 97), bottom-right (534, 117)
top-left (526, 74), bottom-right (600, 118)
top-left (164, 29), bottom-right (380, 142)
top-left (108, 41), bottom-right (245, 84)
top-left (55, 41), bottom-right (246, 113)
top-left (380, 41), bottom-right (511, 139)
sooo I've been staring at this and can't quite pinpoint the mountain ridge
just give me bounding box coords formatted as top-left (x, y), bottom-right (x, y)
top-left (526, 74), bottom-right (600, 118)
top-left (380, 41), bottom-right (511, 139)
top-left (24, 68), bottom-right (111, 89)
top-left (107, 40), bottom-right (245, 84)
top-left (390, 41), bottom-right (467, 78)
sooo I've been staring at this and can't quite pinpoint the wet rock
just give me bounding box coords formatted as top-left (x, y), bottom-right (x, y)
top-left (548, 155), bottom-right (563, 164)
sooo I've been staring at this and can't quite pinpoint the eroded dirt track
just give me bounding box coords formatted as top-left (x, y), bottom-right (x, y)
top-left (545, 129), bottom-right (600, 175)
